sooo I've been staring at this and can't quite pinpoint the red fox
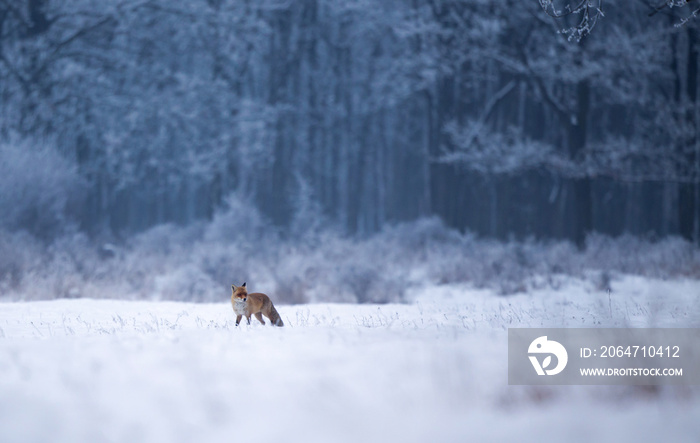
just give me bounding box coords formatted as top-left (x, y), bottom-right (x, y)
top-left (231, 282), bottom-right (284, 327)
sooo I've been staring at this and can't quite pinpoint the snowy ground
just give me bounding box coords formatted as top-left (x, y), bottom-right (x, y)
top-left (1, 276), bottom-right (699, 443)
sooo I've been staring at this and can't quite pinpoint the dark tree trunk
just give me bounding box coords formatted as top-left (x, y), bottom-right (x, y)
top-left (679, 27), bottom-right (698, 243)
top-left (28, 0), bottom-right (50, 36)
top-left (571, 76), bottom-right (592, 248)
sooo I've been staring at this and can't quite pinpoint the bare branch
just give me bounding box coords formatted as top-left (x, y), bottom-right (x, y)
top-left (537, 0), bottom-right (604, 41)
top-left (455, 80), bottom-right (516, 151)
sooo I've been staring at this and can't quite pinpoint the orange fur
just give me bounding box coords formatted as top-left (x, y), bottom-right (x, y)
top-left (231, 283), bottom-right (284, 327)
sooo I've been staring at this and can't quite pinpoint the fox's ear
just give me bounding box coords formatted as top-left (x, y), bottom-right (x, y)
top-left (242, 282), bottom-right (246, 288)
top-left (231, 284), bottom-right (236, 290)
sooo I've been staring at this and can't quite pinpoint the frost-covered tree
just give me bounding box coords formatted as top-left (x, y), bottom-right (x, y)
top-left (0, 0), bottom-right (696, 244)
top-left (538, 0), bottom-right (700, 39)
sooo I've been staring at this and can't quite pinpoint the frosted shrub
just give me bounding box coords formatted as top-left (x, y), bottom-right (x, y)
top-left (0, 215), bottom-right (698, 302)
top-left (584, 234), bottom-right (699, 278)
top-left (338, 263), bottom-right (406, 303)
top-left (271, 272), bottom-right (312, 305)
top-left (131, 223), bottom-right (202, 256)
top-left (0, 230), bottom-right (43, 292)
top-left (152, 264), bottom-right (219, 302)
top-left (198, 243), bottom-right (253, 292)
top-left (204, 194), bottom-right (269, 246)
top-left (380, 216), bottom-right (465, 253)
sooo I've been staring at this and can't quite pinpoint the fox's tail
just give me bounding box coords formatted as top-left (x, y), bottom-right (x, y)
top-left (268, 304), bottom-right (284, 327)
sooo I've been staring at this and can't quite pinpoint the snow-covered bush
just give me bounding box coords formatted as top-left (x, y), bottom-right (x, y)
top-left (0, 230), bottom-right (43, 293)
top-left (0, 211), bottom-right (698, 302)
top-left (583, 234), bottom-right (699, 278)
top-left (204, 194), bottom-right (270, 247)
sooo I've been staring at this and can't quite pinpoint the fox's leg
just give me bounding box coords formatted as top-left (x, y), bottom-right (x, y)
top-left (235, 315), bottom-right (242, 326)
top-left (246, 314), bottom-right (251, 325)
top-left (254, 312), bottom-right (265, 325)
top-left (262, 311), bottom-right (273, 325)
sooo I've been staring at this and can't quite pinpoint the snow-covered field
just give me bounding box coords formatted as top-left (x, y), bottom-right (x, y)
top-left (1, 276), bottom-right (699, 443)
